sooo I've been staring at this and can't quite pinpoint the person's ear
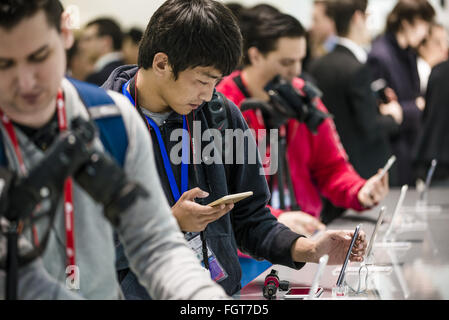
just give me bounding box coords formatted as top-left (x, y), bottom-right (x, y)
top-left (152, 52), bottom-right (170, 77)
top-left (247, 46), bottom-right (263, 66)
top-left (60, 11), bottom-right (74, 50)
top-left (353, 10), bottom-right (365, 26)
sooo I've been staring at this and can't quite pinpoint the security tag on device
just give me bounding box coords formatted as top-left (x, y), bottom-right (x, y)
top-left (185, 232), bottom-right (228, 282)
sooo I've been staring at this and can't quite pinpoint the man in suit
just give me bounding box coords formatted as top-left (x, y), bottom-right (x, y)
top-left (310, 0), bottom-right (403, 181)
top-left (414, 60), bottom-right (449, 186)
top-left (79, 18), bottom-right (124, 86)
top-left (309, 0), bottom-right (338, 62)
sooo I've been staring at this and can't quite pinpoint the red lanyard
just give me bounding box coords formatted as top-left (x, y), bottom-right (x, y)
top-left (0, 90), bottom-right (76, 269)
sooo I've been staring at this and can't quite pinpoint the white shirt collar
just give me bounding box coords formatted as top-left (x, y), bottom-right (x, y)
top-left (338, 37), bottom-right (368, 64)
top-left (94, 51), bottom-right (123, 72)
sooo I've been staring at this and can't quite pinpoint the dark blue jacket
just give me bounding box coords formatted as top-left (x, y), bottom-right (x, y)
top-left (367, 32), bottom-right (422, 185)
top-left (103, 65), bottom-right (305, 297)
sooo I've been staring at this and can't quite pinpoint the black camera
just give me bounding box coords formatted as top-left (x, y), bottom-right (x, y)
top-left (262, 269), bottom-right (289, 300)
top-left (0, 117), bottom-right (148, 267)
top-left (263, 76), bottom-right (331, 133)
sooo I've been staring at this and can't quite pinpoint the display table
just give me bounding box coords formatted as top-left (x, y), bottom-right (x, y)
top-left (233, 187), bottom-right (449, 300)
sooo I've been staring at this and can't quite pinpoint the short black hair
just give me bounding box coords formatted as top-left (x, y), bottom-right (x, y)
top-left (250, 4), bottom-right (280, 18)
top-left (224, 2), bottom-right (244, 23)
top-left (125, 27), bottom-right (143, 45)
top-left (240, 10), bottom-right (305, 66)
top-left (328, 0), bottom-right (367, 37)
top-left (386, 0), bottom-right (435, 34)
top-left (138, 0), bottom-right (242, 79)
top-left (86, 18), bottom-right (123, 51)
top-left (0, 0), bottom-right (63, 31)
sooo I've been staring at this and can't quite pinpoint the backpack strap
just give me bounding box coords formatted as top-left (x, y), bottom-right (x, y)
top-left (232, 74), bottom-right (251, 99)
top-left (68, 78), bottom-right (128, 167)
top-left (205, 90), bottom-right (233, 186)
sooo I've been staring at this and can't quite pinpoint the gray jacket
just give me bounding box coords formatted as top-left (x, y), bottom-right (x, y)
top-left (0, 79), bottom-right (227, 299)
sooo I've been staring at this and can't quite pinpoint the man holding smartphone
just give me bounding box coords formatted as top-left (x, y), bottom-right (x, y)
top-left (103, 0), bottom-right (367, 299)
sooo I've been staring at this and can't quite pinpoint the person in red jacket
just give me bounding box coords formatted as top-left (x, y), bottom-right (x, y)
top-left (217, 8), bottom-right (389, 232)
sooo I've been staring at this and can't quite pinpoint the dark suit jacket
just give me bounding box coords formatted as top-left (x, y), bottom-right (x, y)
top-left (310, 44), bottom-right (398, 180)
top-left (413, 60), bottom-right (449, 182)
top-left (367, 32), bottom-right (422, 185)
top-left (86, 59), bottom-right (124, 87)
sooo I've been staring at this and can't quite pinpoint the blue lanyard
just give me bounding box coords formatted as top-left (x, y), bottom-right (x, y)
top-left (122, 80), bottom-right (189, 202)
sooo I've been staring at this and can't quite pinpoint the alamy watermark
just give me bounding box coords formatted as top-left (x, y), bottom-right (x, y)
top-left (169, 121), bottom-right (278, 175)
top-left (66, 265), bottom-right (80, 290)
top-left (65, 5), bottom-right (81, 30)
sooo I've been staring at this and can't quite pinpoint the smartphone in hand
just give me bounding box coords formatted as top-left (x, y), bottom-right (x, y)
top-left (336, 224), bottom-right (361, 287)
top-left (207, 191), bottom-right (253, 207)
top-left (378, 155), bottom-right (396, 181)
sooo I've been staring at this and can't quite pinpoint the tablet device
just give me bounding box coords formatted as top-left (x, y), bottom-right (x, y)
top-left (307, 254), bottom-right (329, 299)
top-left (383, 185), bottom-right (408, 242)
top-left (424, 159), bottom-right (437, 192)
top-left (336, 224), bottom-right (361, 287)
top-left (207, 191), bottom-right (253, 207)
top-left (365, 206), bottom-right (386, 259)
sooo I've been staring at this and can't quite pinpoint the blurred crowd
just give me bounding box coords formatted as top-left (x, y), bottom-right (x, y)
top-left (2, 0), bottom-right (448, 301)
top-left (68, 0), bottom-right (449, 191)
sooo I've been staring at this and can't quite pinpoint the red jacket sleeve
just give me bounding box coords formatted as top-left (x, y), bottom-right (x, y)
top-left (307, 99), bottom-right (366, 211)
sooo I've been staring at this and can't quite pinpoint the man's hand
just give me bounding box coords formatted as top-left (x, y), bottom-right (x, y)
top-left (416, 96), bottom-right (426, 111)
top-left (171, 188), bottom-right (234, 232)
top-left (277, 211), bottom-right (326, 237)
top-left (358, 169), bottom-right (389, 208)
top-left (291, 229), bottom-right (367, 265)
top-left (379, 100), bottom-right (403, 125)
top-left (384, 87), bottom-right (398, 102)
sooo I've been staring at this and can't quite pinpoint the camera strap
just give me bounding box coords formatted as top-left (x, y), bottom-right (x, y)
top-left (0, 90), bottom-right (77, 273)
top-left (232, 74), bottom-right (251, 99)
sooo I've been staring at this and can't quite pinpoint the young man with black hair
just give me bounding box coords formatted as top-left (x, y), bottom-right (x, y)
top-left (217, 10), bottom-right (389, 227)
top-left (104, 0), bottom-right (367, 298)
top-left (309, 0), bottom-right (403, 181)
top-left (79, 18), bottom-right (125, 86)
top-left (0, 0), bottom-right (229, 299)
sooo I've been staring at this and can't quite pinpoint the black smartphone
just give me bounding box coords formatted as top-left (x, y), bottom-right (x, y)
top-left (336, 224), bottom-right (361, 286)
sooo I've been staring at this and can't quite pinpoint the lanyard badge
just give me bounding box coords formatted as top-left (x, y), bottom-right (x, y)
top-left (185, 232), bottom-right (228, 283)
top-left (122, 79), bottom-right (228, 282)
top-left (122, 78), bottom-right (188, 201)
